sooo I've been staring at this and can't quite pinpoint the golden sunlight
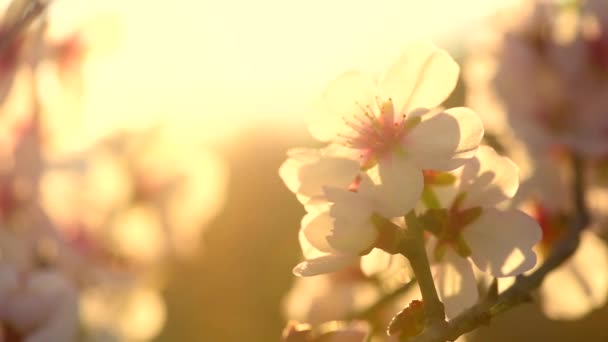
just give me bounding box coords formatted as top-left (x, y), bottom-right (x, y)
top-left (74, 0), bottom-right (515, 143)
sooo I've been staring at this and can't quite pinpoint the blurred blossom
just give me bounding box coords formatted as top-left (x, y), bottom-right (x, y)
top-left (281, 321), bottom-right (371, 342)
top-left (466, 0), bottom-right (608, 158)
top-left (507, 152), bottom-right (608, 320)
top-left (0, 1), bottom-right (228, 341)
top-left (283, 267), bottom-right (379, 325)
top-left (41, 128), bottom-right (228, 265)
top-left (80, 284), bottom-right (166, 342)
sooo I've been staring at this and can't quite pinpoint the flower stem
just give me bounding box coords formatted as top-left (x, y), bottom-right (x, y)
top-left (401, 211), bottom-right (446, 327)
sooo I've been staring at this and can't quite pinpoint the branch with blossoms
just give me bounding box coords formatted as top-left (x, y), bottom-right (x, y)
top-left (404, 155), bottom-right (590, 342)
top-left (280, 13), bottom-right (608, 338)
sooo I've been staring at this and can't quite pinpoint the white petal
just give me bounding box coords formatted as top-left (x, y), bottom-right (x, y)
top-left (309, 71), bottom-right (376, 141)
top-left (279, 148), bottom-right (317, 194)
top-left (280, 148), bottom-right (360, 204)
top-left (322, 186), bottom-right (379, 254)
top-left (293, 255), bottom-right (359, 277)
top-left (301, 211), bottom-right (336, 254)
top-left (298, 157), bottom-right (359, 201)
top-left (540, 231), bottom-right (608, 320)
top-left (379, 41), bottom-right (459, 115)
top-left (459, 146), bottom-right (519, 209)
top-left (299, 229), bottom-right (326, 260)
top-left (435, 248), bottom-right (478, 319)
top-left (372, 156), bottom-right (424, 217)
top-left (465, 208), bottom-right (541, 277)
top-left (329, 217), bottom-right (377, 255)
top-left (407, 108), bottom-right (484, 171)
top-left (325, 187), bottom-right (373, 223)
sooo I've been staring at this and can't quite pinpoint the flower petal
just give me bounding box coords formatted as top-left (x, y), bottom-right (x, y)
top-left (279, 148), bottom-right (360, 204)
top-left (379, 41), bottom-right (459, 115)
top-left (301, 211), bottom-right (336, 254)
top-left (459, 145), bottom-right (519, 209)
top-left (540, 231), bottom-right (608, 320)
top-left (435, 248), bottom-right (478, 319)
top-left (406, 107), bottom-right (484, 171)
top-left (372, 155), bottom-right (424, 217)
top-left (309, 71), bottom-right (376, 141)
top-left (293, 254), bottom-right (359, 277)
top-left (298, 157), bottom-right (360, 201)
top-left (279, 148), bottom-right (318, 194)
top-left (328, 217), bottom-right (377, 255)
top-left (465, 208), bottom-right (541, 277)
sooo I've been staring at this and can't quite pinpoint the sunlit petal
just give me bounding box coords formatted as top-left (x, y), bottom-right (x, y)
top-left (301, 211), bottom-right (336, 254)
top-left (465, 208), bottom-right (541, 277)
top-left (373, 155), bottom-right (423, 217)
top-left (293, 255), bottom-right (359, 277)
top-left (407, 107), bottom-right (483, 171)
top-left (435, 248), bottom-right (478, 319)
top-left (309, 71), bottom-right (376, 141)
top-left (379, 41), bottom-right (459, 115)
top-left (459, 145), bottom-right (519, 209)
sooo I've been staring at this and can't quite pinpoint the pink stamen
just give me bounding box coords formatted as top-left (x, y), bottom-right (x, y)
top-left (342, 98), bottom-right (410, 168)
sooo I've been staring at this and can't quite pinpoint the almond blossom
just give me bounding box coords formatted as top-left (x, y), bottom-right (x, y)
top-left (281, 41), bottom-right (485, 278)
top-left (291, 156), bottom-right (420, 276)
top-left (422, 146), bottom-right (541, 318)
top-left (309, 41), bottom-right (484, 185)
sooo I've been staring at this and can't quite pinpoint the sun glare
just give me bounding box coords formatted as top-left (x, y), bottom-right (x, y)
top-left (76, 0), bottom-right (515, 143)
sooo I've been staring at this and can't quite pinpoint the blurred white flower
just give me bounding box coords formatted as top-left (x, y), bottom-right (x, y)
top-left (466, 0), bottom-right (608, 158)
top-left (0, 264), bottom-right (79, 342)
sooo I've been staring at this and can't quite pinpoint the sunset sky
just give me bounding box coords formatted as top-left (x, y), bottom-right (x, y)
top-left (76, 0), bottom-right (515, 142)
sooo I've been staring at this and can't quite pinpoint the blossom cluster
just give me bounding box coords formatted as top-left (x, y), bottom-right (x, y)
top-left (0, 3), bottom-right (227, 341)
top-left (466, 0), bottom-right (608, 321)
top-left (280, 41), bottom-right (544, 339)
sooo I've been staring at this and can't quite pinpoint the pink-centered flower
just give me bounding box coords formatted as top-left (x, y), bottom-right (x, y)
top-left (310, 41), bottom-right (484, 174)
top-left (423, 146), bottom-right (541, 318)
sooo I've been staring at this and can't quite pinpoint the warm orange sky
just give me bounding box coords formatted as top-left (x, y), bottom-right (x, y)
top-left (73, 0), bottom-right (515, 143)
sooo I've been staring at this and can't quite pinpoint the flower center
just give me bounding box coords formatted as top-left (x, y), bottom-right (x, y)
top-left (340, 98), bottom-right (419, 169)
top-left (430, 193), bottom-right (481, 260)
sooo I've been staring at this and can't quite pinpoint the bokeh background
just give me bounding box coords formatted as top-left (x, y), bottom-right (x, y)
top-left (3, 0), bottom-right (608, 341)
